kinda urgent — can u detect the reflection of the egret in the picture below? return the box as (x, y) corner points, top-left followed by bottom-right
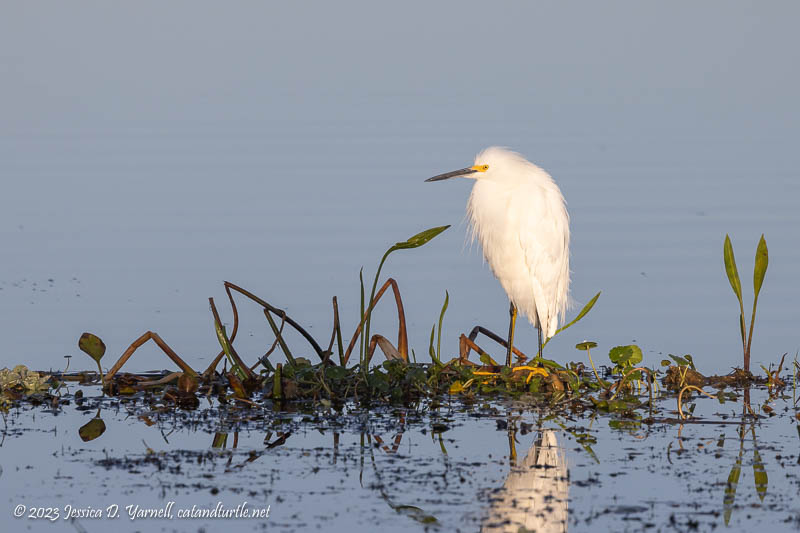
(483, 430), (568, 532)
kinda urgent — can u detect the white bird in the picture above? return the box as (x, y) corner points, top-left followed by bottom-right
(426, 147), (570, 365)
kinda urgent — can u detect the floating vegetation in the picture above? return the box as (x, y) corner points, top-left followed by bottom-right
(0, 229), (784, 428)
(0, 365), (51, 393)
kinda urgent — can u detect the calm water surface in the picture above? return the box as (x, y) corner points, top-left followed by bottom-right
(0, 122), (798, 375)
(2, 386), (798, 532)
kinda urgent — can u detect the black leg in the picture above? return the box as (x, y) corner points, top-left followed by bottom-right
(506, 302), (517, 366)
(537, 325), (543, 359)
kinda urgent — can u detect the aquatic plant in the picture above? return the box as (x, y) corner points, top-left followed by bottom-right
(44, 227), (784, 423)
(723, 234), (768, 373)
(428, 291), (448, 366)
(575, 341), (607, 389)
(78, 332), (106, 384)
(608, 344), (643, 391)
(360, 225), (450, 372)
(541, 292), (601, 353)
(0, 365), (51, 393)
(723, 423), (769, 526)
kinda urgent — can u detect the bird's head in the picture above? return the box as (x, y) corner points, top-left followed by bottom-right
(425, 146), (520, 183)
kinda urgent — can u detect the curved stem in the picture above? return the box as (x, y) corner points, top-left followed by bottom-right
(585, 348), (608, 390)
(677, 385), (717, 420)
(363, 250), (391, 366)
(609, 367), (656, 401)
(343, 278), (408, 366)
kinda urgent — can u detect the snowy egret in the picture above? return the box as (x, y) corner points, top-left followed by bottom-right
(426, 147), (570, 366)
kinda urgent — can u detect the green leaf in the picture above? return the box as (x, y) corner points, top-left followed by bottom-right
(363, 226), (450, 367)
(358, 267), (365, 368)
(669, 354), (689, 367)
(723, 234), (744, 306)
(390, 225), (451, 252)
(753, 234), (768, 300)
(78, 333), (106, 363)
(214, 321), (248, 382)
(435, 291), (449, 363)
(660, 359), (671, 367)
(609, 345), (642, 366)
(479, 353), (500, 366)
(537, 357), (565, 370)
(542, 291), (601, 348)
(575, 341), (597, 351)
(264, 310), (296, 368)
(428, 324), (436, 362)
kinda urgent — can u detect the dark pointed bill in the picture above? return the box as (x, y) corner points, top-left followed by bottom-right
(425, 167), (476, 182)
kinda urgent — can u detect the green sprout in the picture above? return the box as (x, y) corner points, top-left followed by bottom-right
(542, 291), (601, 353)
(360, 225), (450, 373)
(428, 291), (449, 366)
(723, 234), (768, 373)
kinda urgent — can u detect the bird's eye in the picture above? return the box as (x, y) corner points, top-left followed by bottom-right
(482, 165), (489, 171)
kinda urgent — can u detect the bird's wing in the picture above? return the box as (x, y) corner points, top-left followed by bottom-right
(516, 185), (570, 338)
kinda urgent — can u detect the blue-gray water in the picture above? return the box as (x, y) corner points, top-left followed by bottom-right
(2, 3), (800, 532)
(3, 389), (798, 532)
(2, 2), (798, 374)
(1, 124), (798, 374)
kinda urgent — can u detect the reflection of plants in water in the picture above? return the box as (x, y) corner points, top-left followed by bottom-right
(506, 415), (517, 465)
(363, 431), (438, 526)
(1, 410), (7, 447)
(795, 356), (800, 465)
(549, 416), (599, 464)
(793, 355), (800, 408)
(722, 425), (744, 525)
(722, 412), (769, 526)
(751, 427), (768, 502)
(78, 407), (106, 442)
(677, 385), (718, 420)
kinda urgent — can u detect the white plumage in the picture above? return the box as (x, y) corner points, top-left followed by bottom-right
(467, 147), (570, 338)
(426, 146), (570, 361)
